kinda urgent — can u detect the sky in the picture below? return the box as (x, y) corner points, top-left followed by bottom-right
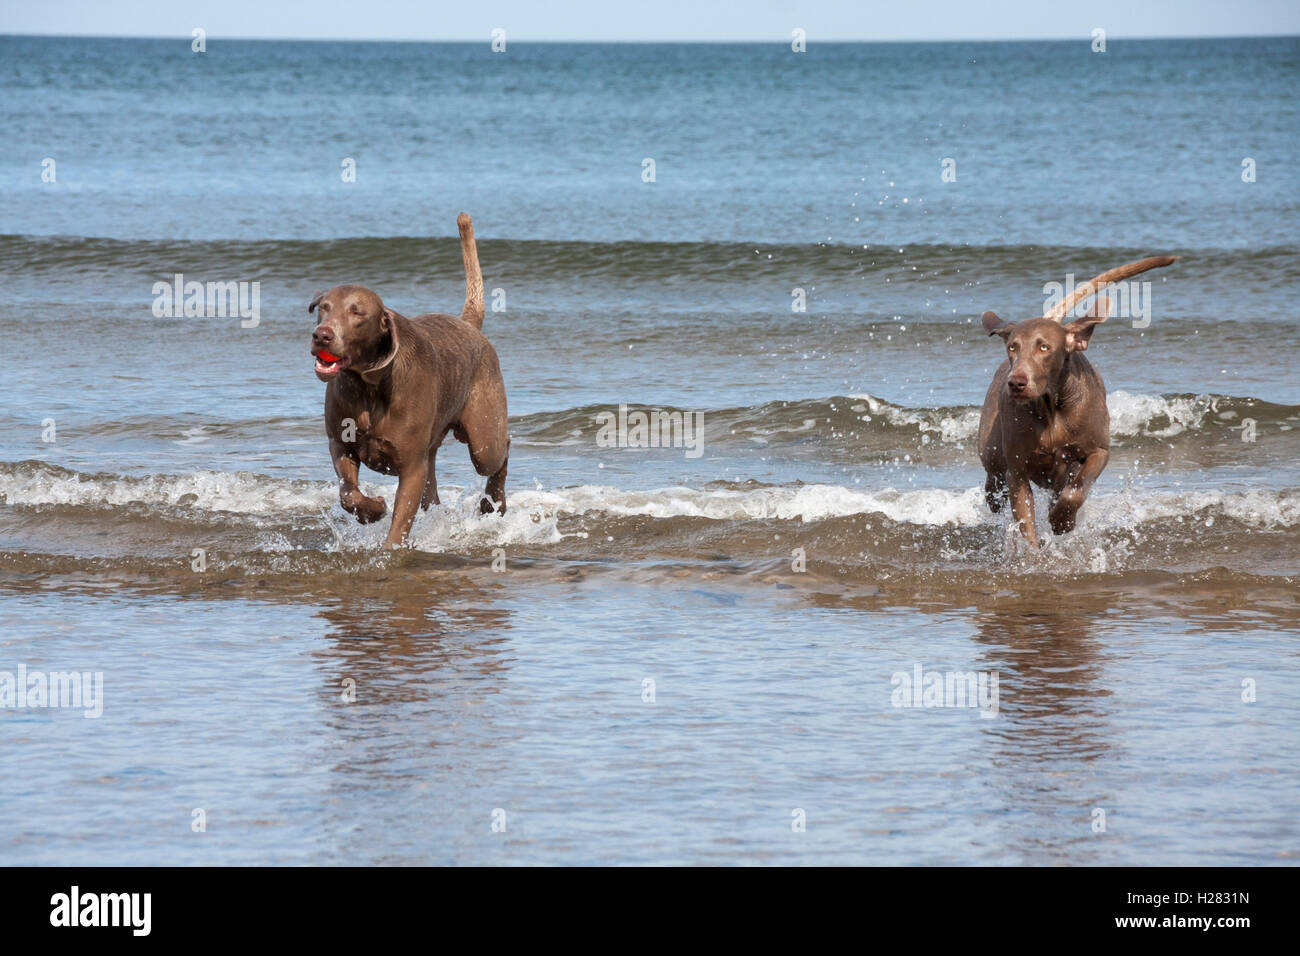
(2, 0), (1298, 42)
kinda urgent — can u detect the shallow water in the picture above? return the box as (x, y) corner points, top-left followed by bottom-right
(1, 36), (1298, 865)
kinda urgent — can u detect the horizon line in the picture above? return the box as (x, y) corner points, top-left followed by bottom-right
(3, 31), (1298, 44)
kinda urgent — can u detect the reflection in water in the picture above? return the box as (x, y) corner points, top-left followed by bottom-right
(5, 548), (1297, 864)
(300, 565), (520, 863)
(310, 565), (515, 706)
(972, 598), (1111, 752)
(971, 597), (1114, 863)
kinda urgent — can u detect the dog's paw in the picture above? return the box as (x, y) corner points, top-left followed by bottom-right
(1048, 512), (1078, 536)
(355, 495), (388, 524)
(1048, 498), (1081, 535)
(342, 489), (388, 524)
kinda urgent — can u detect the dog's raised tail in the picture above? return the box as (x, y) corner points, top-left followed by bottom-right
(1044, 255), (1178, 322)
(457, 212), (485, 329)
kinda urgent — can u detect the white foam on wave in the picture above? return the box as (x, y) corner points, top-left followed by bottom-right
(1106, 390), (1213, 438)
(0, 465), (563, 551)
(849, 393), (980, 443)
(0, 466), (330, 514)
(1087, 485), (1300, 530)
(316, 485), (564, 553)
(2, 464), (988, 528)
(4, 466), (1297, 549)
(526, 482), (991, 526)
(519, 482), (1300, 532)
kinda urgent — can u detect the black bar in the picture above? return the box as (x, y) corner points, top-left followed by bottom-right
(0, 866), (1278, 941)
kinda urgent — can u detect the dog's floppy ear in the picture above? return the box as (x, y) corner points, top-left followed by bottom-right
(982, 310), (1014, 340)
(380, 308), (394, 332)
(308, 290), (324, 314)
(1065, 310), (1107, 351)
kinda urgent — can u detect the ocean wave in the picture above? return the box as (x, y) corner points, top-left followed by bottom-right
(3, 461), (1298, 588)
(0, 393), (1290, 489)
(0, 461), (328, 514)
(516, 392), (1298, 450)
(4, 461), (1298, 532)
(4, 233), (1299, 292)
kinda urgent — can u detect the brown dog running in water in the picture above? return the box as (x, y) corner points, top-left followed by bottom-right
(978, 256), (1177, 549)
(309, 213), (508, 549)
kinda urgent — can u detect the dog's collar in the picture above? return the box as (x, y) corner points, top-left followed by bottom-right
(357, 326), (400, 384)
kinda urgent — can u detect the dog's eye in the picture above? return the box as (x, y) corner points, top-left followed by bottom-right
(1039, 343), (1049, 352)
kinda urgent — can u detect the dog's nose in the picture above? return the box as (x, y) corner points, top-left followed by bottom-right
(1008, 371), (1028, 390)
(312, 325), (334, 347)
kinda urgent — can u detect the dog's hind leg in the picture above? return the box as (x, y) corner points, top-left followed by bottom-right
(455, 370), (509, 516)
(480, 447), (508, 515)
(463, 426), (507, 515)
(457, 417), (508, 516)
(420, 444), (440, 510)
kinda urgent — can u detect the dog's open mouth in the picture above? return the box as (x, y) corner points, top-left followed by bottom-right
(314, 350), (347, 377)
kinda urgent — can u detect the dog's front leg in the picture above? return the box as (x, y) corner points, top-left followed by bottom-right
(984, 471), (1007, 513)
(1008, 474), (1039, 550)
(331, 439), (387, 524)
(383, 461), (429, 549)
(1049, 448), (1108, 535)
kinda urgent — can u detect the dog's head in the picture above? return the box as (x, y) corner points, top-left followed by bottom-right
(982, 304), (1107, 403)
(308, 284), (394, 381)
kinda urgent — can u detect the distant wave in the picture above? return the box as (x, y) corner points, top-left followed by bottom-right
(515, 391), (1298, 451)
(4, 233), (1299, 291)
(1, 393), (1291, 465)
